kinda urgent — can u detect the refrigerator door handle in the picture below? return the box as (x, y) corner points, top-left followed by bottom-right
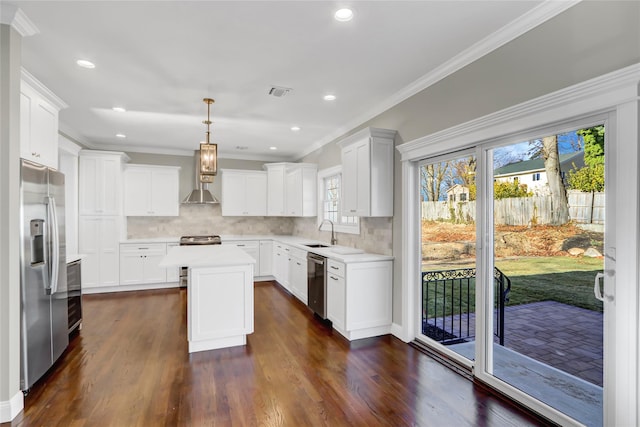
(48, 196), (60, 294)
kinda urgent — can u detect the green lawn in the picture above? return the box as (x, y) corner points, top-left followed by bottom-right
(423, 256), (604, 317)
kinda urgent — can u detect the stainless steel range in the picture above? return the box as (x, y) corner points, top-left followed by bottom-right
(178, 235), (221, 286)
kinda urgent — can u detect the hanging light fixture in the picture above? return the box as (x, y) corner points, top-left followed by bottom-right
(199, 97), (217, 183)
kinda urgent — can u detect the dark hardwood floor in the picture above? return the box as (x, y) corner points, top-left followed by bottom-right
(6, 281), (552, 426)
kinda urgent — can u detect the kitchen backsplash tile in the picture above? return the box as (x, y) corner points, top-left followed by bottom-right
(126, 204), (294, 238)
(292, 217), (393, 256)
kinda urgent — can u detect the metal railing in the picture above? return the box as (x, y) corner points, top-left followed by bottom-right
(421, 267), (511, 345)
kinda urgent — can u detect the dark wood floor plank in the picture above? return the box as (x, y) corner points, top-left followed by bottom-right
(4, 281), (551, 427)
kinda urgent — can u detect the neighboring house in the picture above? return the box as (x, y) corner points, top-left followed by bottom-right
(446, 184), (470, 202)
(493, 151), (585, 195)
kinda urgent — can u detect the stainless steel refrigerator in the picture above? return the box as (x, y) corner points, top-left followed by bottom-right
(20, 159), (68, 391)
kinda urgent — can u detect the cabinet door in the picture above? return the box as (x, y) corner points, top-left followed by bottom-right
(78, 217), (100, 288)
(355, 141), (371, 217)
(285, 169), (302, 216)
(144, 252), (168, 283)
(79, 157), (99, 215)
(100, 157), (121, 215)
(290, 255), (307, 303)
(99, 217), (120, 286)
(120, 252), (145, 285)
(151, 169), (179, 216)
(124, 168), (152, 216)
(259, 241), (273, 276)
(327, 272), (346, 330)
(80, 155), (122, 215)
(221, 173), (246, 216)
(245, 174), (267, 216)
(266, 166), (286, 216)
(20, 83), (59, 169)
(341, 145), (359, 215)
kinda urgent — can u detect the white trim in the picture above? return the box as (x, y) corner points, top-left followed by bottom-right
(390, 322), (405, 341)
(316, 166), (360, 235)
(398, 63), (640, 161)
(399, 63), (640, 425)
(21, 68), (68, 110)
(0, 391), (23, 423)
(296, 1), (580, 160)
(0, 5), (39, 37)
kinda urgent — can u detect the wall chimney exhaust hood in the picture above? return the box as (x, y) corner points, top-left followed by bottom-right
(182, 150), (219, 204)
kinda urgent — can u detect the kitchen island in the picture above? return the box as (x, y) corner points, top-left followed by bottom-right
(159, 245), (255, 353)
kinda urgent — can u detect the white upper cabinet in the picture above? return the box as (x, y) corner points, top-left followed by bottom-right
(20, 71), (68, 169)
(221, 169), (267, 216)
(264, 163), (317, 217)
(123, 165), (180, 216)
(265, 164), (286, 216)
(79, 151), (129, 216)
(339, 127), (396, 217)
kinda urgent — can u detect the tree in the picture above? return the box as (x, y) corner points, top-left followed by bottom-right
(493, 181), (532, 199)
(577, 125), (605, 167)
(528, 136), (569, 225)
(568, 163), (604, 192)
(420, 162), (450, 201)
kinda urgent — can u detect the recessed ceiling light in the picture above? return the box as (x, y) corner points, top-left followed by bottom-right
(270, 146), (278, 150)
(323, 94), (336, 101)
(290, 126), (301, 132)
(334, 8), (354, 22)
(112, 107), (126, 113)
(76, 59), (95, 69)
(115, 133), (126, 139)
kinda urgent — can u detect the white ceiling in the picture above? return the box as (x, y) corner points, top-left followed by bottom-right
(10, 1), (561, 161)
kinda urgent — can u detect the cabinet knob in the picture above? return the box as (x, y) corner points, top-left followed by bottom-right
(330, 276), (338, 281)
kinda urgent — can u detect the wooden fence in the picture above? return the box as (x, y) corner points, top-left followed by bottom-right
(421, 191), (604, 225)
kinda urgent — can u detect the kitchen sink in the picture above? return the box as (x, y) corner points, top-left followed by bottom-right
(303, 243), (330, 248)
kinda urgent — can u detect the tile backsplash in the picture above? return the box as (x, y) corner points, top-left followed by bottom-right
(126, 204), (294, 238)
(292, 217), (393, 256)
(127, 205), (392, 257)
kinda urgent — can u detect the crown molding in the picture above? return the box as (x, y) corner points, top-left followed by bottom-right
(397, 62), (640, 161)
(0, 4), (39, 36)
(21, 68), (68, 110)
(297, 0), (581, 160)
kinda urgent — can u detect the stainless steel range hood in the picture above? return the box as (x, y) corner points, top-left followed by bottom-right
(182, 150), (219, 204)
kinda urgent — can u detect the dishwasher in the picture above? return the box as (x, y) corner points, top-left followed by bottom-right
(307, 253), (327, 318)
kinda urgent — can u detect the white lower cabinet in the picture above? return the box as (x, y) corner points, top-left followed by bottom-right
(326, 259), (393, 341)
(289, 248), (308, 304)
(79, 216), (120, 289)
(223, 241), (260, 278)
(119, 243), (167, 285)
(272, 242), (290, 291)
(259, 240), (273, 276)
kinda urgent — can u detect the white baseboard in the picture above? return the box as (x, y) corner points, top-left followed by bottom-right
(0, 390), (23, 423)
(82, 281), (180, 294)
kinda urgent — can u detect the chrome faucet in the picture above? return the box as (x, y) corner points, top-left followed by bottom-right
(319, 219), (337, 246)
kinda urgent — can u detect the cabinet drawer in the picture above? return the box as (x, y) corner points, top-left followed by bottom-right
(224, 240), (259, 250)
(327, 260), (345, 278)
(289, 246), (307, 260)
(120, 243), (166, 254)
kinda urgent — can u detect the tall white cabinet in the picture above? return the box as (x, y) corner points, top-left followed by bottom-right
(339, 127), (396, 217)
(78, 151), (129, 290)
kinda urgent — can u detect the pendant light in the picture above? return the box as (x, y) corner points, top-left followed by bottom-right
(200, 97), (217, 182)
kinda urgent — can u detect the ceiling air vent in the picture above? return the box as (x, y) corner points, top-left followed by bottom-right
(268, 86), (292, 98)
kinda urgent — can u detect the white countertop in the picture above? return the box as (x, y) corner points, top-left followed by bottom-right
(122, 237), (180, 244)
(159, 245), (256, 268)
(126, 234), (393, 264)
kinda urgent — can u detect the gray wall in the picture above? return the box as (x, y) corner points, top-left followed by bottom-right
(300, 1), (640, 325)
(0, 23), (22, 410)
